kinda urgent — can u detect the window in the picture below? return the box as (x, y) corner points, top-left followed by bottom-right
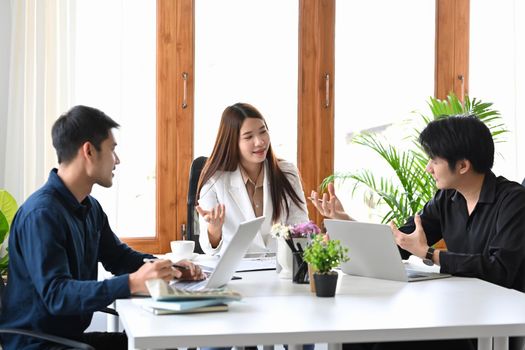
(194, 0), (298, 164)
(470, 0), (525, 182)
(73, 0), (156, 237)
(333, 0), (435, 222)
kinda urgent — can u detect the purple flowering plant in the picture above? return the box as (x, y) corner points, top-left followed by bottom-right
(271, 221), (321, 253)
(290, 221), (321, 238)
(271, 221), (321, 239)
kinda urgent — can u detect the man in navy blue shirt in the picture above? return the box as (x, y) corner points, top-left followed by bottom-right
(0, 106), (204, 350)
(311, 115), (525, 350)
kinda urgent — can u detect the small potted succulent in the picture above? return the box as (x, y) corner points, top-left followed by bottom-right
(303, 234), (349, 297)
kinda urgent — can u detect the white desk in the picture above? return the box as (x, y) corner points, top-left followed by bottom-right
(116, 271), (525, 350)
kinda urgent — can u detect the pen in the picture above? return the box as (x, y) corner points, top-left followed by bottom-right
(142, 258), (190, 270)
(284, 237), (298, 253)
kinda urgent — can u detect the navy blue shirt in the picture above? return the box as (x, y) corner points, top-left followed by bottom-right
(400, 172), (525, 292)
(0, 169), (153, 349)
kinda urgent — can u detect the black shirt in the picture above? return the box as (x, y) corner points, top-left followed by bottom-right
(400, 171), (525, 292)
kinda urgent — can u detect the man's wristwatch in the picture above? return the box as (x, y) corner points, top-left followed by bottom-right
(423, 246), (435, 266)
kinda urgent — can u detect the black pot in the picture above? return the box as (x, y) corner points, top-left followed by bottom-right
(313, 272), (338, 297)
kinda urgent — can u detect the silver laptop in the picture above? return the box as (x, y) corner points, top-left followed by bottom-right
(172, 216), (265, 291)
(324, 219), (451, 282)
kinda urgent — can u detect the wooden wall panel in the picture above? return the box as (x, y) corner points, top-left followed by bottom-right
(298, 0), (335, 227)
(435, 0), (470, 101)
(123, 0), (194, 253)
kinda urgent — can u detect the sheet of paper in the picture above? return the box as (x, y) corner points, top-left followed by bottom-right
(193, 254), (276, 272)
(235, 256), (276, 272)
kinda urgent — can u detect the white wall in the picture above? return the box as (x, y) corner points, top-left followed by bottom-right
(0, 0), (11, 188)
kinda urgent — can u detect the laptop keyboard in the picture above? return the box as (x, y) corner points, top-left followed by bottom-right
(172, 279), (209, 291)
(170, 270), (212, 291)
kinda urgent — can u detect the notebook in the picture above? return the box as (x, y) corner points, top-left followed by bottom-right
(133, 296), (230, 314)
(324, 219), (451, 282)
(141, 303), (228, 315)
(139, 297), (225, 311)
(171, 216), (265, 291)
(145, 278), (243, 301)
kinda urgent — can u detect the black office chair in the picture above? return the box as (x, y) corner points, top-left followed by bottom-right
(522, 177), (525, 187)
(0, 276), (95, 350)
(186, 156), (208, 254)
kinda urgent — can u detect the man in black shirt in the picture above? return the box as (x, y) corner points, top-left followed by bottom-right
(311, 115), (525, 350)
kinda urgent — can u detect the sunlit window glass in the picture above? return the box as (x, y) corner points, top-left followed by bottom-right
(73, 0), (156, 237)
(334, 0), (434, 222)
(195, 0), (298, 165)
(470, 0), (524, 181)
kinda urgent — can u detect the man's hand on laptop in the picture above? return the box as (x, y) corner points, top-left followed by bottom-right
(129, 259), (180, 294)
(174, 260), (206, 281)
(390, 214), (429, 259)
(310, 183), (354, 221)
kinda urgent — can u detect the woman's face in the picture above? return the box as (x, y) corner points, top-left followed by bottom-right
(238, 117), (270, 166)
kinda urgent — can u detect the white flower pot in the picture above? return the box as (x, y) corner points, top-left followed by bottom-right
(276, 237), (293, 279)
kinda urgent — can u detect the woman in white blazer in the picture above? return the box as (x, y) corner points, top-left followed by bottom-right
(196, 103), (309, 256)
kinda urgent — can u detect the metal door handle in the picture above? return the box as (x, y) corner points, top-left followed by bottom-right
(182, 72), (188, 109)
(324, 73), (330, 108)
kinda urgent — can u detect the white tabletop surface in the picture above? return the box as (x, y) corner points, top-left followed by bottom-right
(116, 270), (525, 349)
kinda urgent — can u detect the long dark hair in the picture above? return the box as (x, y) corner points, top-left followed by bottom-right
(197, 103), (304, 223)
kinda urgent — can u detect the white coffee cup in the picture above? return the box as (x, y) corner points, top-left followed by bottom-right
(170, 240), (195, 260)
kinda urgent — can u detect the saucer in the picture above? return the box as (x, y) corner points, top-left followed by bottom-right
(165, 252), (199, 262)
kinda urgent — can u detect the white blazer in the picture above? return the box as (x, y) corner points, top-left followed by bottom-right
(198, 160), (309, 256)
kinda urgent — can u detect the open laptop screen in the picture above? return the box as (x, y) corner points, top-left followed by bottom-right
(325, 219), (450, 282)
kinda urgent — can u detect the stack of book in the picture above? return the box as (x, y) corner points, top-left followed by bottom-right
(135, 278), (243, 315)
(135, 298), (232, 315)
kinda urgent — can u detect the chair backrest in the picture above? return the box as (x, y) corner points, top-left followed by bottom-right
(186, 156), (208, 254)
(522, 178), (525, 187)
(0, 275), (5, 313)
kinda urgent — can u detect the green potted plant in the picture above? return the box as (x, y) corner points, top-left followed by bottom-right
(0, 189), (18, 279)
(303, 234), (349, 297)
(322, 93), (507, 226)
